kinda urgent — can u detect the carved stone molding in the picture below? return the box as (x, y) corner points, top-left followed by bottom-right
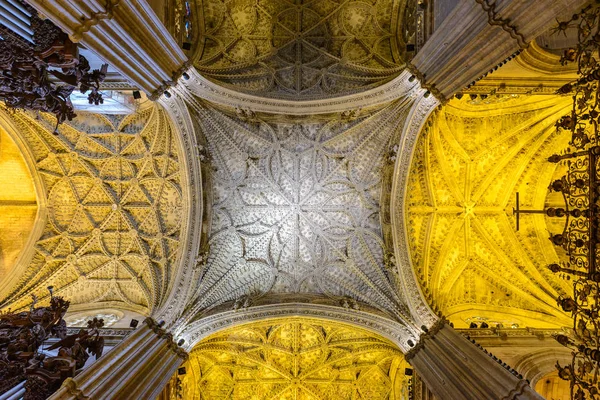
(177, 302), (419, 353)
(70, 0), (120, 42)
(151, 92), (205, 327)
(390, 92), (439, 329)
(179, 68), (424, 115)
(145, 317), (188, 360)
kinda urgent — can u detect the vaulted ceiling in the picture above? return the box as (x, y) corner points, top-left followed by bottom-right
(0, 128), (38, 287)
(181, 318), (410, 399)
(0, 104), (188, 317)
(405, 94), (573, 329)
(193, 0), (417, 99)
(182, 97), (416, 324)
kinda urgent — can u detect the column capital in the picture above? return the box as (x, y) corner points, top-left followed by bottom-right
(404, 318), (447, 361)
(145, 318), (189, 360)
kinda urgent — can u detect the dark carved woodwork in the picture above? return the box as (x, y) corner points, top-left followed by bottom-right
(0, 1), (107, 131)
(0, 288), (104, 399)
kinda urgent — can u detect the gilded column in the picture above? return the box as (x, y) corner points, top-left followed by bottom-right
(406, 321), (542, 400)
(411, 0), (589, 99)
(26, 0), (188, 97)
(48, 318), (188, 400)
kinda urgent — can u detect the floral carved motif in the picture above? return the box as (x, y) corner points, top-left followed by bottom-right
(183, 98), (416, 324)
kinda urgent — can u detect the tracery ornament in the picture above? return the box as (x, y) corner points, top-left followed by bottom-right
(0, 0), (107, 128)
(405, 95), (574, 329)
(193, 0), (416, 100)
(0, 288), (104, 400)
(180, 318), (411, 399)
(0, 104), (185, 316)
(181, 98), (415, 325)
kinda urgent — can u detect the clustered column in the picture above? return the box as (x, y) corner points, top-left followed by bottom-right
(49, 318), (187, 400)
(26, 0), (189, 98)
(410, 0), (589, 99)
(407, 320), (543, 400)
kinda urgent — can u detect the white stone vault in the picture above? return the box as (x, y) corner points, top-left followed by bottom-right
(157, 70), (439, 348)
(180, 96), (417, 324)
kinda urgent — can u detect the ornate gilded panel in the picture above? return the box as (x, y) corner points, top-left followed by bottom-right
(405, 95), (575, 329)
(194, 0), (413, 100)
(182, 318), (411, 399)
(0, 105), (184, 315)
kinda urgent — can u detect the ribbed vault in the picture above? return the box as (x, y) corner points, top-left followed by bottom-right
(405, 95), (573, 328)
(181, 318), (410, 399)
(193, 0), (419, 100)
(181, 97), (418, 325)
(0, 104), (189, 316)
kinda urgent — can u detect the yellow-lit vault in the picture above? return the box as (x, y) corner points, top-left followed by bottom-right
(181, 318), (411, 400)
(405, 94), (575, 329)
(0, 122), (38, 289)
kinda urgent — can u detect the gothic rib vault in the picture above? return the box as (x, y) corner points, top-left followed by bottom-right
(0, 104), (190, 318)
(181, 318), (411, 399)
(193, 0), (416, 100)
(405, 94), (574, 329)
(181, 97), (417, 326)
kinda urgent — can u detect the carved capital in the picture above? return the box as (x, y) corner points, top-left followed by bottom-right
(59, 378), (88, 400)
(404, 318), (447, 361)
(144, 318), (189, 360)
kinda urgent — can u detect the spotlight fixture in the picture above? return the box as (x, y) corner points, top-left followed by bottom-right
(129, 319), (139, 329)
(178, 367), (187, 375)
(178, 339), (185, 346)
(163, 91), (172, 98)
(182, 42), (191, 50)
(405, 368), (413, 376)
(132, 90), (141, 99)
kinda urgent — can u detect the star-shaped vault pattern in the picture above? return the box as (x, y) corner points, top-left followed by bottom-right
(0, 105), (183, 315)
(405, 95), (575, 328)
(182, 319), (410, 399)
(187, 99), (412, 321)
(195, 0), (412, 99)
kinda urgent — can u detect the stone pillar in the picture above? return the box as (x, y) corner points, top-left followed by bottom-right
(411, 0), (589, 99)
(406, 321), (542, 400)
(48, 318), (187, 400)
(26, 0), (188, 98)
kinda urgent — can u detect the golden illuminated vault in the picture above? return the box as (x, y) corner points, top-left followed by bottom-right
(405, 94), (575, 329)
(0, 104), (186, 316)
(181, 318), (410, 399)
(0, 127), (38, 288)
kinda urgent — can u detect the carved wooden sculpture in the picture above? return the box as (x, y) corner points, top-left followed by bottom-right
(0, 0), (107, 131)
(0, 288), (104, 400)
